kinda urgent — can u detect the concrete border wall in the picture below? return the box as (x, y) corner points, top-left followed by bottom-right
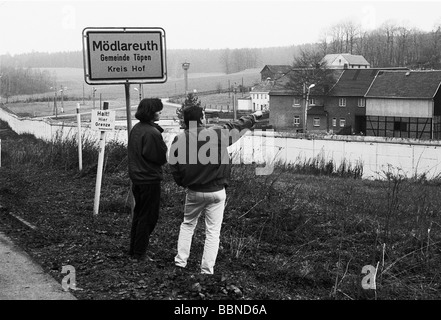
(2, 107), (441, 180)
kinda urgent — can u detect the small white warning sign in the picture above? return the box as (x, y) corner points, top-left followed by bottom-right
(91, 110), (116, 131)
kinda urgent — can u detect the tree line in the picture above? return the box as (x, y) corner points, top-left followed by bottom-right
(1, 18), (441, 97)
(317, 19), (441, 69)
(0, 66), (54, 103)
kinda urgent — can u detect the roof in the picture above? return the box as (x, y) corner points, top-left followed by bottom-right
(365, 70), (441, 99)
(251, 81), (274, 92)
(269, 68), (344, 96)
(321, 54), (370, 66)
(328, 69), (380, 96)
(261, 65), (292, 76)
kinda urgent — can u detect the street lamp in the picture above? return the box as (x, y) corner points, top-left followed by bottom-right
(182, 62), (190, 96)
(233, 82), (238, 121)
(51, 86), (58, 118)
(304, 83), (315, 132)
(59, 85), (67, 113)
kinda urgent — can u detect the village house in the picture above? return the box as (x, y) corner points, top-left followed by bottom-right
(321, 53), (370, 69)
(261, 58), (441, 140)
(268, 68), (343, 131)
(249, 80), (273, 112)
(259, 65), (292, 81)
(325, 68), (386, 134)
(365, 70), (441, 140)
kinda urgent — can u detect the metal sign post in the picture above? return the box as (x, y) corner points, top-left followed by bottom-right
(76, 103), (83, 171)
(82, 27), (167, 216)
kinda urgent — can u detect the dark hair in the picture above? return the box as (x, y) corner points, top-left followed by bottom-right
(183, 105), (204, 129)
(135, 98), (163, 122)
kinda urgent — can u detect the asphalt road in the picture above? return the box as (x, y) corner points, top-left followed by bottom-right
(0, 231), (76, 300)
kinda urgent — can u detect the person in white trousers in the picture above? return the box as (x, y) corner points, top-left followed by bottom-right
(169, 105), (263, 274)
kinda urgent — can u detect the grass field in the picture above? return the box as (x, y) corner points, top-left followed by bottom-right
(3, 67), (261, 120)
(1, 119), (441, 301)
(10, 67), (261, 102)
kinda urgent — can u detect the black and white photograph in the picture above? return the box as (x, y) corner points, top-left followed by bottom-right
(0, 0), (440, 311)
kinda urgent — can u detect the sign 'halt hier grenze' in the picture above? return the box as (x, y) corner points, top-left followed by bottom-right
(91, 109), (116, 131)
(82, 27), (167, 84)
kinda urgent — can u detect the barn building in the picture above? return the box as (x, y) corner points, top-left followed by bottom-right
(365, 70), (441, 140)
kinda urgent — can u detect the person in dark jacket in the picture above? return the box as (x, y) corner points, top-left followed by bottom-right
(128, 98), (168, 262)
(169, 106), (262, 274)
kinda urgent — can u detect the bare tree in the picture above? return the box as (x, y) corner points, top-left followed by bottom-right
(396, 25), (411, 66)
(293, 45), (325, 68)
(342, 20), (360, 54)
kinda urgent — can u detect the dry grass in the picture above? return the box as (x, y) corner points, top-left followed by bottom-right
(1, 119), (441, 300)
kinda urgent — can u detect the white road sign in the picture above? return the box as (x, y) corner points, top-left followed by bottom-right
(82, 27), (167, 84)
(91, 109), (116, 131)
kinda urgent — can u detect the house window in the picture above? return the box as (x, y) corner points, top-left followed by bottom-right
(294, 116), (300, 125)
(292, 97), (300, 107)
(313, 118), (320, 127)
(394, 121), (408, 132)
(309, 98), (316, 105)
(339, 98), (346, 107)
(332, 118), (337, 127)
(340, 118), (346, 127)
(358, 98), (366, 107)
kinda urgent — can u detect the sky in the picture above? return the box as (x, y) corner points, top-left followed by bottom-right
(0, 0), (440, 55)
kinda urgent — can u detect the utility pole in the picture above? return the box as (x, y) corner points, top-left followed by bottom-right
(60, 85), (64, 113)
(92, 87), (97, 109)
(233, 82), (237, 121)
(54, 89), (58, 118)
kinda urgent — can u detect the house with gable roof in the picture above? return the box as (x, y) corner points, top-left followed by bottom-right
(250, 79), (274, 111)
(321, 54), (370, 69)
(326, 68), (391, 134)
(364, 70), (441, 140)
(260, 65), (292, 81)
(268, 68), (343, 131)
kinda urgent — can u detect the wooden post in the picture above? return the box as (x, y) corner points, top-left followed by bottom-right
(93, 102), (109, 216)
